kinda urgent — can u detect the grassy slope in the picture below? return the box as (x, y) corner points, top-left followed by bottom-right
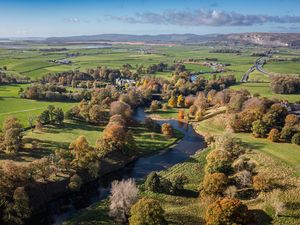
(196, 114), (300, 169)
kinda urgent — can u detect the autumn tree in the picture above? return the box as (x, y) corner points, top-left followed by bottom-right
(89, 105), (105, 124)
(161, 123), (174, 137)
(149, 100), (160, 112)
(177, 94), (185, 107)
(129, 198), (167, 225)
(177, 109), (185, 121)
(202, 173), (228, 196)
(2, 116), (23, 154)
(168, 96), (176, 108)
(205, 197), (250, 225)
(284, 114), (299, 127)
(110, 101), (133, 121)
(267, 128), (281, 142)
(252, 173), (272, 192)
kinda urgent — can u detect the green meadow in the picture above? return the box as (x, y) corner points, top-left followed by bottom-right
(0, 84), (76, 128)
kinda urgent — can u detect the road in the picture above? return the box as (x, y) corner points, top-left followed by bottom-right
(240, 51), (274, 82)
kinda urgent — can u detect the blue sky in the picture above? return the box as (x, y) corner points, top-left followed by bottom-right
(0, 0), (300, 37)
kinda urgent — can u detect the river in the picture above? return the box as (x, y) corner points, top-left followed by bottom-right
(28, 108), (205, 225)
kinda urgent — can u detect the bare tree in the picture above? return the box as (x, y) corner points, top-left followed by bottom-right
(109, 178), (138, 223)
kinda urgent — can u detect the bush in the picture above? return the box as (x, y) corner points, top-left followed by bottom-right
(292, 133), (300, 145)
(202, 173), (228, 196)
(129, 197), (167, 225)
(205, 197), (250, 225)
(267, 128), (280, 142)
(253, 174), (272, 192)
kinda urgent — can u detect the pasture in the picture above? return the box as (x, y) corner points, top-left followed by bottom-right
(0, 84), (76, 128)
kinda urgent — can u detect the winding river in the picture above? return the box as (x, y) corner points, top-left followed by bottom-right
(28, 108), (205, 225)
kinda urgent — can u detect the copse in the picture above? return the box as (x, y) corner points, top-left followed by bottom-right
(270, 75), (300, 94)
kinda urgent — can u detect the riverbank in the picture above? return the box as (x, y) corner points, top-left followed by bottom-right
(57, 118), (205, 225)
(64, 148), (210, 225)
(25, 119), (183, 225)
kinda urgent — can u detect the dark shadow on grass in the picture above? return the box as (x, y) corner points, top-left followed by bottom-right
(250, 209), (272, 225)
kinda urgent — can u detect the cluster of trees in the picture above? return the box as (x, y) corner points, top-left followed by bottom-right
(0, 71), (30, 85)
(38, 105), (64, 126)
(20, 83), (88, 101)
(210, 49), (241, 53)
(201, 134), (271, 224)
(270, 75), (300, 94)
(0, 116), (23, 155)
(229, 94), (300, 145)
(67, 86), (146, 125)
(145, 171), (188, 195)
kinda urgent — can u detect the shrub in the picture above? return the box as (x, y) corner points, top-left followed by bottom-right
(202, 173), (228, 196)
(205, 197), (250, 225)
(109, 179), (138, 223)
(292, 133), (300, 145)
(253, 174), (272, 192)
(129, 197), (167, 225)
(267, 128), (281, 142)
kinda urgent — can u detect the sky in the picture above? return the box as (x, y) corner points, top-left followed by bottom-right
(0, 0), (300, 37)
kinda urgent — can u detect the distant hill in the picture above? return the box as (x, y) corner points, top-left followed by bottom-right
(225, 33), (300, 47)
(24, 33), (300, 47)
(45, 33), (223, 44)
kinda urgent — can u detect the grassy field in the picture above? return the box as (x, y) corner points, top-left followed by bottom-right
(230, 82), (300, 103)
(0, 84), (76, 127)
(17, 120), (180, 162)
(264, 61), (300, 75)
(196, 114), (300, 170)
